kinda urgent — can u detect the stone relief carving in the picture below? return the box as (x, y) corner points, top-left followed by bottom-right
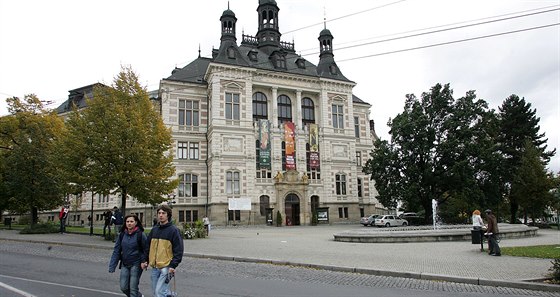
(223, 137), (243, 153)
(332, 144), (348, 158)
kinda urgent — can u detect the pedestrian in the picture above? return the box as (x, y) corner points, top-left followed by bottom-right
(203, 216), (210, 236)
(484, 209), (501, 256)
(87, 215), (92, 227)
(104, 209), (113, 237)
(472, 209), (484, 251)
(109, 214), (147, 297)
(112, 206), (124, 239)
(59, 206), (69, 234)
(141, 205), (183, 297)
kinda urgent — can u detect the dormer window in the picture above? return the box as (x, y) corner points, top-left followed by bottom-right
(271, 53), (286, 69)
(227, 47), (236, 59)
(248, 50), (258, 62)
(329, 65), (338, 75)
(296, 58), (306, 69)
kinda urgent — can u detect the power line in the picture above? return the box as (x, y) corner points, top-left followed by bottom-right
(338, 23), (560, 62)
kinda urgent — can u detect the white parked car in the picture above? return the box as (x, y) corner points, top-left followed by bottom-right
(374, 215), (408, 227)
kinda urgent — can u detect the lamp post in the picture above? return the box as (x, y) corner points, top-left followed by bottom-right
(90, 191), (94, 236)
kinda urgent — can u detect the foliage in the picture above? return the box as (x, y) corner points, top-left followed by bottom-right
(183, 220), (205, 239)
(56, 66), (178, 215)
(364, 84), (501, 222)
(0, 94), (66, 224)
(500, 244), (560, 259)
(20, 222), (59, 234)
(276, 210), (282, 227)
(496, 95), (556, 223)
(510, 140), (556, 222)
(549, 258), (560, 283)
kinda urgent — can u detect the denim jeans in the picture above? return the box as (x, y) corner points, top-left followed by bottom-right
(151, 266), (172, 297)
(120, 263), (143, 297)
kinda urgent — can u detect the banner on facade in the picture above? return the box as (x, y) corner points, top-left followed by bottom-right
(259, 119), (271, 169)
(284, 122), (296, 170)
(309, 123), (320, 169)
(228, 198), (252, 210)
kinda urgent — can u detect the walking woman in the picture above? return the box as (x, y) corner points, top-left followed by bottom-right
(109, 214), (147, 297)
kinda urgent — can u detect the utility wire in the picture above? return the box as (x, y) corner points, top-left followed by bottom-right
(339, 23), (560, 62)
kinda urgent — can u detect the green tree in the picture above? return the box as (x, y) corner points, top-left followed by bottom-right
(511, 140), (555, 223)
(0, 95), (66, 224)
(364, 84), (501, 222)
(57, 66), (177, 215)
(497, 95), (555, 223)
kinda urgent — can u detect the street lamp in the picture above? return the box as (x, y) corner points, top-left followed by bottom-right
(90, 191), (94, 236)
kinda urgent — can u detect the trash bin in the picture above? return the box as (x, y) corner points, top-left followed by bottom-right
(471, 229), (481, 244)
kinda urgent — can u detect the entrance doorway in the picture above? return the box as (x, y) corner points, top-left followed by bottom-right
(284, 194), (300, 226)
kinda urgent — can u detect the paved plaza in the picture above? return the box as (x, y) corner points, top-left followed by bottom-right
(0, 224), (558, 292)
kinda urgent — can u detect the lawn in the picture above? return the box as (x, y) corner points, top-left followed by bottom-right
(501, 245), (560, 259)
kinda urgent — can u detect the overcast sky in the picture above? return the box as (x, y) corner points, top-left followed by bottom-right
(1, 0), (558, 172)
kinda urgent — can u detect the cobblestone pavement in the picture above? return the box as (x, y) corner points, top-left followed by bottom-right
(0, 240), (559, 297)
(1, 224), (559, 294)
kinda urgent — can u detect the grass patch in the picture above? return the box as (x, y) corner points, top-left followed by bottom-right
(501, 245), (560, 259)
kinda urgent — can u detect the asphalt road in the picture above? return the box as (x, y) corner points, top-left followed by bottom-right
(0, 241), (558, 297)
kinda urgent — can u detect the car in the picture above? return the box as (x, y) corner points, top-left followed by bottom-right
(398, 212), (418, 219)
(374, 215), (408, 227)
(360, 214), (379, 226)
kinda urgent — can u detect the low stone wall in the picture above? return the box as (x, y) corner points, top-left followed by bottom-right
(333, 224), (539, 243)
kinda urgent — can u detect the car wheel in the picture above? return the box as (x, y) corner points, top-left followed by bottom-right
(402, 222), (408, 226)
(385, 222), (390, 227)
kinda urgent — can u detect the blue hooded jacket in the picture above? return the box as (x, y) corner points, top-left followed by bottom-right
(108, 227), (147, 272)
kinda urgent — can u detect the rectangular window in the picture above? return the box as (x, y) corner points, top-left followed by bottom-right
(178, 211), (185, 222)
(228, 210), (241, 221)
(178, 142), (188, 159)
(338, 207), (348, 218)
(354, 116), (360, 138)
(226, 171), (240, 195)
(356, 151), (362, 167)
(178, 100), (200, 127)
(226, 93), (240, 120)
(332, 104), (344, 129)
(336, 174), (346, 195)
(189, 142), (199, 160)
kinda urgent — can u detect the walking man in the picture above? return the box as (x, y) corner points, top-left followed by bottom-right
(112, 206), (124, 238)
(103, 209), (113, 237)
(141, 205), (183, 297)
(485, 209), (501, 256)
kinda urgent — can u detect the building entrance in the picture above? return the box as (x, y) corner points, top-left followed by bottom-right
(284, 194), (300, 226)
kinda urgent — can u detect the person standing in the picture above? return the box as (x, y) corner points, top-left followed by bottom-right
(472, 209), (484, 251)
(109, 214), (147, 297)
(59, 206), (69, 234)
(484, 209), (501, 256)
(141, 205), (183, 297)
(112, 206), (124, 238)
(103, 209), (113, 237)
(203, 216), (210, 237)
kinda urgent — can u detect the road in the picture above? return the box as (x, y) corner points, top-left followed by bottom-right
(0, 241), (557, 297)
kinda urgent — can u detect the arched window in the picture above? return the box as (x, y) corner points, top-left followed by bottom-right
(252, 92), (268, 122)
(277, 95), (292, 124)
(178, 173), (198, 198)
(301, 97), (315, 127)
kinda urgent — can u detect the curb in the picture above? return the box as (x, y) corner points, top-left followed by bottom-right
(1, 236), (558, 293)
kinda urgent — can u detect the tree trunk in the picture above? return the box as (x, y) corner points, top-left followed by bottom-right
(121, 189), (127, 215)
(31, 206), (38, 225)
(510, 201), (518, 224)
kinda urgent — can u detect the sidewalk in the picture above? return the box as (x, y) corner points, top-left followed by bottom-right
(1, 225), (559, 292)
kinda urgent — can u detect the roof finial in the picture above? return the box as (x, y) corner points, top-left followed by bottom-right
(228, 1), (230, 10)
(323, 5), (327, 29)
(198, 44), (201, 58)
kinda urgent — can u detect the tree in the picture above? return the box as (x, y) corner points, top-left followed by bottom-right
(497, 95), (556, 223)
(364, 83), (501, 222)
(0, 95), (66, 224)
(57, 66), (177, 215)
(510, 140), (555, 223)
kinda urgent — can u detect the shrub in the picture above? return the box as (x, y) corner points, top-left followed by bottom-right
(549, 258), (560, 283)
(20, 222), (58, 234)
(276, 210), (282, 227)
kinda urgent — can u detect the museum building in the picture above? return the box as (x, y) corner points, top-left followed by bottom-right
(48, 0), (384, 227)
